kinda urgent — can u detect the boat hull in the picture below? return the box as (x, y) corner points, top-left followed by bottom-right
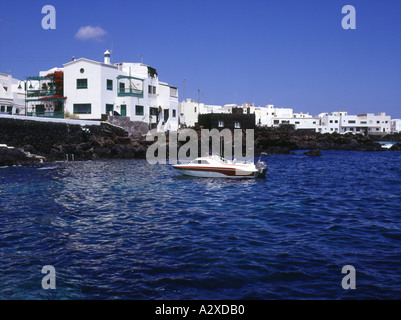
(173, 166), (257, 179)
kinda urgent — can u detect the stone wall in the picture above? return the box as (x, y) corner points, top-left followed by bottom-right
(108, 116), (149, 138)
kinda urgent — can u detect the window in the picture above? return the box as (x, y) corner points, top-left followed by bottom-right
(148, 85), (156, 95)
(36, 104), (45, 114)
(77, 79), (88, 89)
(150, 107), (158, 117)
(106, 104), (114, 114)
(348, 120), (356, 124)
(170, 87), (178, 97)
(218, 120), (224, 127)
(335, 120), (338, 123)
(135, 105), (144, 116)
(295, 121), (300, 124)
(0, 106), (4, 112)
(234, 121), (241, 128)
(330, 120), (333, 123)
(274, 120), (279, 125)
(119, 82), (125, 91)
(107, 79), (113, 91)
(172, 109), (176, 117)
(73, 104), (91, 114)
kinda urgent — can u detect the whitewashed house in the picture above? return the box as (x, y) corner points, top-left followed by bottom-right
(179, 99), (223, 127)
(317, 111), (392, 135)
(62, 50), (179, 131)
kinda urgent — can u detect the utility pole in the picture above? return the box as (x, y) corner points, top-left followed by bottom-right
(183, 78), (186, 102)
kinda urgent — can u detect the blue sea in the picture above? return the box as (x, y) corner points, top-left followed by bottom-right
(1, 150), (401, 300)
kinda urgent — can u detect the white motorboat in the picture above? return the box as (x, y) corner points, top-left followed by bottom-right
(172, 155), (267, 179)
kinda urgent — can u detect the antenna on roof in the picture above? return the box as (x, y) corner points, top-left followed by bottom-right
(138, 54), (143, 64)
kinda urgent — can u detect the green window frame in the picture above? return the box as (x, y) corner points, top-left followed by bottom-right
(135, 105), (144, 116)
(107, 79), (113, 91)
(73, 104), (91, 114)
(77, 79), (88, 89)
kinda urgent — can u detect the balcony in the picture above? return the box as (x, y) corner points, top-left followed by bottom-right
(118, 87), (143, 98)
(27, 89), (55, 98)
(117, 75), (144, 98)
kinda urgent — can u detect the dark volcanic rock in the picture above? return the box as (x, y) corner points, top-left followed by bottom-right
(390, 143), (401, 151)
(303, 149), (322, 157)
(0, 147), (42, 166)
(0, 118), (149, 165)
(0, 117), (393, 166)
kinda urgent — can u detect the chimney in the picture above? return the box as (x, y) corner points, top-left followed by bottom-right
(104, 50), (111, 64)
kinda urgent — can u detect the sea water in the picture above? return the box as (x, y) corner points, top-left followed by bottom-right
(1, 150), (401, 299)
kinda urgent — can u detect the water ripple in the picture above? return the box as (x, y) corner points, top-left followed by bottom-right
(1, 151), (401, 299)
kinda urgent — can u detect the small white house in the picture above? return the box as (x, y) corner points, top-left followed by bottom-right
(0, 73), (25, 115)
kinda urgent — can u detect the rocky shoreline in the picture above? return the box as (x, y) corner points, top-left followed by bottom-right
(1, 118), (400, 166)
(0, 118), (149, 166)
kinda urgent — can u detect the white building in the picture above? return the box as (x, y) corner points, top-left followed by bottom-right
(63, 51), (179, 131)
(317, 111), (392, 135)
(179, 99), (395, 135)
(24, 51), (178, 132)
(179, 99), (223, 127)
(0, 73), (25, 115)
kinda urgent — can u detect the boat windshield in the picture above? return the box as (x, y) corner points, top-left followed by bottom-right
(190, 159), (210, 165)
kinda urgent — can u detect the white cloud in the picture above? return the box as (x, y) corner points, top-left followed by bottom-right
(75, 25), (107, 42)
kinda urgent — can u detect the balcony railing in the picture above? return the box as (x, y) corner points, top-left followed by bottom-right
(26, 111), (64, 119)
(27, 89), (56, 98)
(118, 88), (143, 98)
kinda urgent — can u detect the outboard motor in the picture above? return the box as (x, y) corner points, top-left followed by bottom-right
(255, 158), (267, 178)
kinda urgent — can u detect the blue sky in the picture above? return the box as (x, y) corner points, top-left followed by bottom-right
(1, 0), (401, 117)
